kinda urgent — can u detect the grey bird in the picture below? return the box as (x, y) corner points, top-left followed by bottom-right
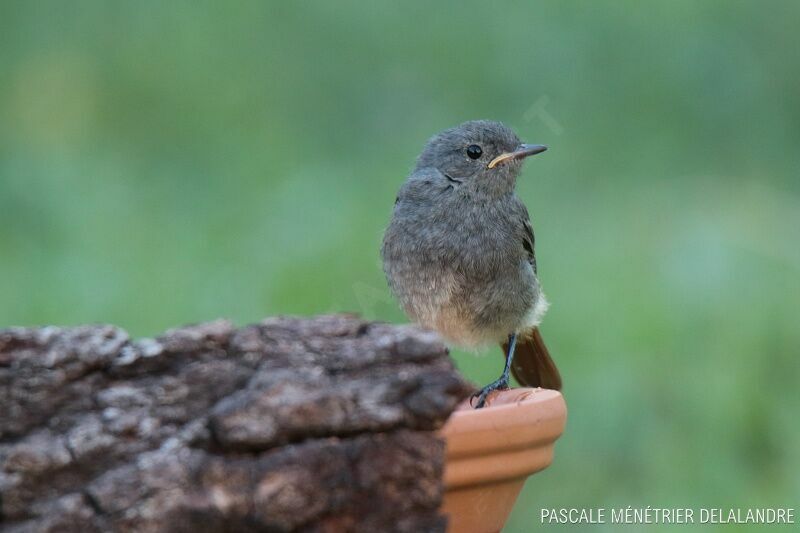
(381, 120), (561, 408)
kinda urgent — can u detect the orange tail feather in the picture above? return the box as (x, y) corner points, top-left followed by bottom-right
(501, 327), (562, 390)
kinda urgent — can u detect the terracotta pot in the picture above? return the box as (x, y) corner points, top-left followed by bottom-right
(439, 388), (567, 533)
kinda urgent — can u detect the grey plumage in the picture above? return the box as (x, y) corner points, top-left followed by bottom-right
(382, 120), (561, 407)
(382, 120), (548, 350)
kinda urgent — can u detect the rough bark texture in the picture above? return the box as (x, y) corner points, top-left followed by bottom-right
(0, 315), (472, 532)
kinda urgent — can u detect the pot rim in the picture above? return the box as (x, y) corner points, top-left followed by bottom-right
(439, 388), (567, 489)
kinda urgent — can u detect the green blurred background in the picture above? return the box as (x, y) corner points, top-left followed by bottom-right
(1, 1), (798, 530)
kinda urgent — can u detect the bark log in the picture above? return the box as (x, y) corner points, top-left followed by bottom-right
(0, 315), (472, 532)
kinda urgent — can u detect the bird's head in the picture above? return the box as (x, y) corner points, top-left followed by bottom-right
(414, 120), (546, 196)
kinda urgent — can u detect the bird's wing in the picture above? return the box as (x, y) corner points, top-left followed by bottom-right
(521, 210), (537, 274)
(506, 204), (562, 389)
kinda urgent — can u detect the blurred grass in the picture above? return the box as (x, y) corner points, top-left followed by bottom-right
(1, 1), (799, 530)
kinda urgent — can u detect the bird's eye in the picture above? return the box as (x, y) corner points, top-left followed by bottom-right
(466, 145), (483, 159)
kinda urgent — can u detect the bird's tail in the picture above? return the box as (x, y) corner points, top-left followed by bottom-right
(501, 327), (562, 390)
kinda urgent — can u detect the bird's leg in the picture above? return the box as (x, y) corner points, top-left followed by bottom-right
(472, 333), (517, 409)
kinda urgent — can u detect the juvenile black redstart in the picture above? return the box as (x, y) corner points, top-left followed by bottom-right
(381, 120), (561, 408)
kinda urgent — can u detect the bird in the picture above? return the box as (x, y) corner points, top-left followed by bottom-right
(381, 120), (561, 408)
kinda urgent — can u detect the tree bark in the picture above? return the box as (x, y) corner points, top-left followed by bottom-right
(0, 315), (472, 532)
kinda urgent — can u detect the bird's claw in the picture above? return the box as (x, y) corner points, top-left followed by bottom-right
(470, 377), (510, 409)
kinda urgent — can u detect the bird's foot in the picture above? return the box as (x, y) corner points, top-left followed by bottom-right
(470, 377), (510, 409)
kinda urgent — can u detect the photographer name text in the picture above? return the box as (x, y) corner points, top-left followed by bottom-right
(541, 507), (795, 525)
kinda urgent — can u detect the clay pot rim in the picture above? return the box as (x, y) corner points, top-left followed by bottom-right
(439, 388), (567, 488)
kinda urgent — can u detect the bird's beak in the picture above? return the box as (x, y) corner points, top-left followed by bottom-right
(487, 144), (547, 169)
